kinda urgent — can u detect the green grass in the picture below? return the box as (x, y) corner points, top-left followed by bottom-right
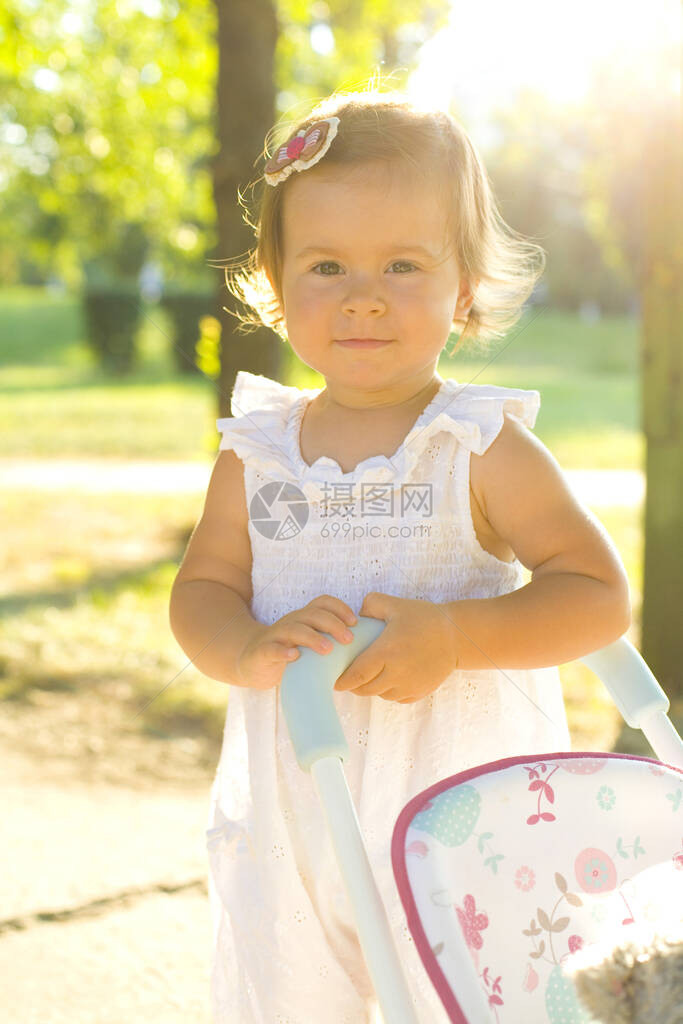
(0, 488), (228, 747)
(0, 287), (647, 757)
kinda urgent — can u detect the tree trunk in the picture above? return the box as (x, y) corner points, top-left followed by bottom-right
(211, 0), (280, 421)
(640, 95), (683, 700)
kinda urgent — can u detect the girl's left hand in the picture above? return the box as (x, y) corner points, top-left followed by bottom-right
(333, 592), (458, 704)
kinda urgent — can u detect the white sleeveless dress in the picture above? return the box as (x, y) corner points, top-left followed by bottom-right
(205, 370), (571, 1024)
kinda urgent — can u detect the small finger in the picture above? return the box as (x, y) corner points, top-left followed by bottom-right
(294, 625), (336, 655)
(275, 642), (299, 661)
(309, 611), (355, 645)
(321, 596), (358, 626)
(330, 597), (358, 625)
(335, 673), (364, 691)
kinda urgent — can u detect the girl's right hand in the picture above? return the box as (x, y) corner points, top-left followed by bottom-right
(235, 594), (358, 691)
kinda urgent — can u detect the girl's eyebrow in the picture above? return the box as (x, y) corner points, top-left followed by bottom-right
(295, 244), (438, 259)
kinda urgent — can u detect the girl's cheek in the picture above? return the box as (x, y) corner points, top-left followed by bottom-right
(294, 283), (337, 314)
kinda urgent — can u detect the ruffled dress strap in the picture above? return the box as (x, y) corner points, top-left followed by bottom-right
(432, 379), (541, 455)
(226, 370), (310, 418)
(215, 370), (317, 481)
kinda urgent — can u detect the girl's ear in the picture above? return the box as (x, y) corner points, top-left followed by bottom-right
(454, 279), (477, 320)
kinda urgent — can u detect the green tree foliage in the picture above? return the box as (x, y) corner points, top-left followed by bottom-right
(0, 0), (217, 288)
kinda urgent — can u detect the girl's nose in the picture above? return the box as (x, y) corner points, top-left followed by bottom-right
(342, 279), (386, 316)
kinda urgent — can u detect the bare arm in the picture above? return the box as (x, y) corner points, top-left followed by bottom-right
(168, 449), (264, 685)
(443, 414), (632, 670)
(170, 579), (264, 685)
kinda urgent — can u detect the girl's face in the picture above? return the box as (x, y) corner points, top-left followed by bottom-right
(277, 161), (473, 399)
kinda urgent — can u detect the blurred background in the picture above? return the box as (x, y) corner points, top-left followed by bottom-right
(0, 1), (681, 1020)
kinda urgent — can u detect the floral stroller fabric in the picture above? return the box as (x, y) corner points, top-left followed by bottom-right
(392, 751), (683, 1023)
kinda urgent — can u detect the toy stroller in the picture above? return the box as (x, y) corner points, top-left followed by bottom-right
(280, 618), (683, 1023)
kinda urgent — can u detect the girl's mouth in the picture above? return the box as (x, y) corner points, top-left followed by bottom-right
(335, 339), (392, 348)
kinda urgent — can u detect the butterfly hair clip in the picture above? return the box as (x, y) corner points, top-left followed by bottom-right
(264, 116), (340, 186)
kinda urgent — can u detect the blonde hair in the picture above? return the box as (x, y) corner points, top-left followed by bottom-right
(214, 86), (545, 354)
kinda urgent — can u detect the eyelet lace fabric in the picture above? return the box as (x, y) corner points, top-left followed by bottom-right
(206, 371), (572, 1022)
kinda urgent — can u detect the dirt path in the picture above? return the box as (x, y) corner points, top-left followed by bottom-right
(1, 679), (219, 1022)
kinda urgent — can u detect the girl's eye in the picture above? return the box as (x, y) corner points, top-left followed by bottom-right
(313, 262), (342, 275)
(312, 260), (417, 275)
(389, 261), (417, 273)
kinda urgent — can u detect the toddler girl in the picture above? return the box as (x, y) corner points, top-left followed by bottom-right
(169, 87), (631, 1024)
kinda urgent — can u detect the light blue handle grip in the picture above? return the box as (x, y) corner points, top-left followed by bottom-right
(282, 626), (670, 769)
(580, 636), (670, 729)
(280, 615), (385, 772)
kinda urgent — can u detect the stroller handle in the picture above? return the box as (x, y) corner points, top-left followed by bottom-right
(281, 622), (681, 772)
(280, 615), (426, 1022)
(280, 615), (385, 772)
